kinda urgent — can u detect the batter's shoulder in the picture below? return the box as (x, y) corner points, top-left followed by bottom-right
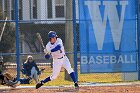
(57, 38), (62, 42)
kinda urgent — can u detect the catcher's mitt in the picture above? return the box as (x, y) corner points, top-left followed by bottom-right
(3, 72), (14, 80)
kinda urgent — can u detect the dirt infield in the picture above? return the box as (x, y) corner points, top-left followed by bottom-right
(0, 84), (140, 93)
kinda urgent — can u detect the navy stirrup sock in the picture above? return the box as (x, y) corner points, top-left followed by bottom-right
(42, 77), (51, 83)
(70, 72), (77, 83)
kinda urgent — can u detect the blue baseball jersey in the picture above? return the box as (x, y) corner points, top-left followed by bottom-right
(45, 38), (65, 59)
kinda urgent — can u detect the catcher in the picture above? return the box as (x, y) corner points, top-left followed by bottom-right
(0, 69), (45, 88)
(0, 56), (5, 74)
(0, 72), (20, 88)
(0, 72), (36, 88)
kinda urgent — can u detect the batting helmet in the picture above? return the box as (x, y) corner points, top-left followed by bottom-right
(48, 31), (58, 38)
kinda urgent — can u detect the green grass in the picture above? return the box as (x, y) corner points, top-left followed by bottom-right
(3, 67), (139, 87)
(25, 67), (122, 86)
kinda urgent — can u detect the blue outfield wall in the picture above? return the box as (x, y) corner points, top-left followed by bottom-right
(79, 0), (138, 73)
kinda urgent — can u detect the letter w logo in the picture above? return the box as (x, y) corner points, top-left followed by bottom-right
(85, 1), (128, 50)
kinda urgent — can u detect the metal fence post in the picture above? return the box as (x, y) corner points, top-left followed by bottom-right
(72, 0), (78, 81)
(65, 0), (73, 81)
(15, 0), (20, 80)
(137, 0), (140, 80)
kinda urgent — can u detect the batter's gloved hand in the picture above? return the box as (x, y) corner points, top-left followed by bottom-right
(44, 49), (50, 54)
(45, 54), (51, 59)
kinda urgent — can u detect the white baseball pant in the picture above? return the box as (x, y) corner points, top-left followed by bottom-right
(50, 55), (74, 80)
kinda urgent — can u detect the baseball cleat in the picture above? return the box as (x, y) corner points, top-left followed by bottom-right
(36, 81), (44, 89)
(74, 82), (79, 89)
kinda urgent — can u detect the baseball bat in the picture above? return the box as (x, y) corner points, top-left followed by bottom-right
(0, 17), (7, 42)
(36, 33), (45, 49)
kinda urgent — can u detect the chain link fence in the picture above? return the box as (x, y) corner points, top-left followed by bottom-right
(0, 0), (139, 89)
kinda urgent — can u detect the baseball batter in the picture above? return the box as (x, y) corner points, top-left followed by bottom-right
(36, 31), (79, 89)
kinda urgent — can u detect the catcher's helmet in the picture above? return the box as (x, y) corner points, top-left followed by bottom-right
(0, 56), (3, 63)
(48, 31), (57, 38)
